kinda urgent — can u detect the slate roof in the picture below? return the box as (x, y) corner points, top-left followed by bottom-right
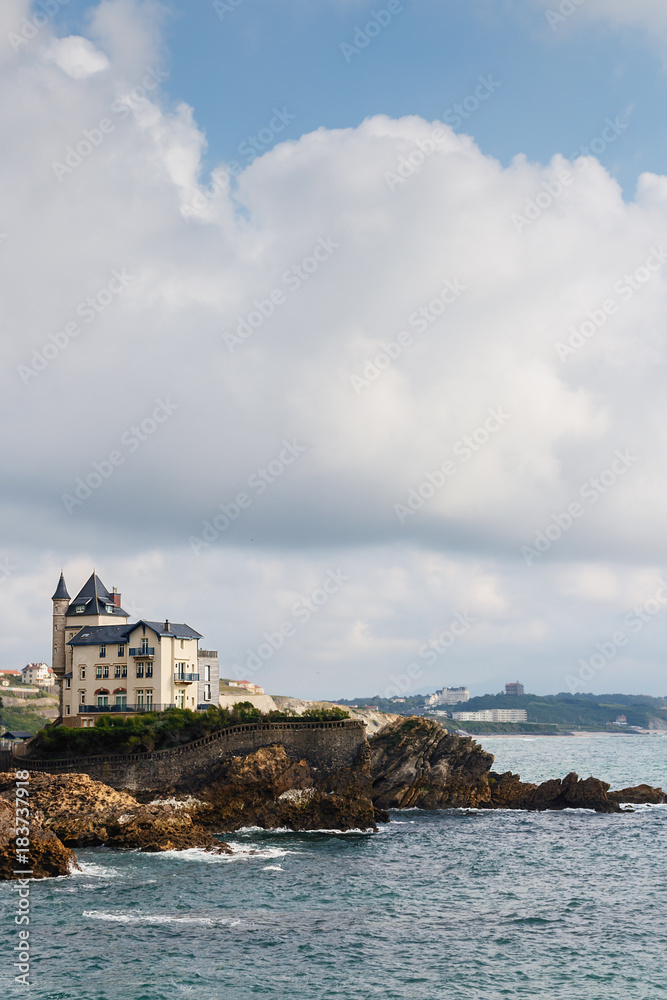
(68, 625), (131, 646)
(52, 572), (70, 601)
(66, 573), (129, 618)
(136, 620), (203, 640)
(2, 731), (32, 740)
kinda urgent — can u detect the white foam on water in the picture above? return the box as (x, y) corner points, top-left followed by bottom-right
(262, 865), (285, 871)
(71, 861), (124, 879)
(83, 910), (242, 927)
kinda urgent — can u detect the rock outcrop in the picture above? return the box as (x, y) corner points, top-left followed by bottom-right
(193, 743), (377, 832)
(608, 783), (666, 805)
(486, 771), (622, 812)
(370, 717), (494, 809)
(0, 773), (231, 855)
(0, 798), (78, 880)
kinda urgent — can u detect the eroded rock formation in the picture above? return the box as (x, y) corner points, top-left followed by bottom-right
(370, 717), (494, 809)
(0, 797), (78, 880)
(193, 742), (377, 831)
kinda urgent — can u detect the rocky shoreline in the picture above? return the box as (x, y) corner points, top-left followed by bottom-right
(2, 716), (664, 878)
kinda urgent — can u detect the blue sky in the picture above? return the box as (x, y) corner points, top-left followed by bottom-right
(56, 0), (666, 195)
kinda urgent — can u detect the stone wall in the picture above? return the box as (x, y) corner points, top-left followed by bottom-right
(9, 721), (367, 794)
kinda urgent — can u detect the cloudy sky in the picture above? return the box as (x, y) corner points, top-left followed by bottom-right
(3, 0), (667, 700)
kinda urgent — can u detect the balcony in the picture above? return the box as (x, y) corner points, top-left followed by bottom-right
(78, 703), (171, 714)
(128, 647), (155, 657)
(174, 672), (199, 683)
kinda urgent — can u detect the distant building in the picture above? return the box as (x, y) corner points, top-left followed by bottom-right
(0, 671), (22, 686)
(227, 680), (264, 695)
(197, 650), (220, 707)
(425, 686), (470, 707)
(22, 663), (54, 687)
(505, 682), (524, 697)
(453, 709), (527, 723)
(613, 714), (627, 726)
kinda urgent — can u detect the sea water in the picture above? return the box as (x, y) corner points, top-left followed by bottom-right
(1, 736), (665, 999)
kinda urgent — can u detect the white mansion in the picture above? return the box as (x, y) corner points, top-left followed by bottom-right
(51, 571), (218, 727)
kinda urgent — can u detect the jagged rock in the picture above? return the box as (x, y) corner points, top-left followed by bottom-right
(0, 773), (230, 854)
(369, 717), (494, 809)
(609, 783), (666, 805)
(0, 798), (78, 879)
(486, 771), (537, 808)
(194, 743), (377, 831)
(484, 771), (621, 813)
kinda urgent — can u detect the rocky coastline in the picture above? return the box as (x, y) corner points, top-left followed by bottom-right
(1, 715), (664, 878)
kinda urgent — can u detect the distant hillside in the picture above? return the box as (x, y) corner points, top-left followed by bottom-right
(458, 692), (667, 729)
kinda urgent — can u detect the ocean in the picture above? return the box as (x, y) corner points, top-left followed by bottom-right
(2, 735), (665, 999)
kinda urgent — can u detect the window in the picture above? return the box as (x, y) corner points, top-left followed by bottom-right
(204, 684), (211, 701)
(65, 705), (70, 715)
(66, 678), (71, 688)
(118, 644), (125, 656)
(79, 667), (86, 680)
(97, 695), (109, 708)
(136, 663), (144, 678)
(205, 665), (211, 682)
(145, 664), (153, 678)
(105, 604), (115, 613)
(79, 691), (85, 704)
(99, 644), (106, 658)
(115, 693), (127, 708)
(121, 665), (127, 678)
(176, 662), (185, 679)
(75, 606), (85, 613)
(96, 666), (102, 679)
(180, 640), (184, 649)
(145, 691), (153, 709)
(136, 690), (144, 706)
(140, 638), (150, 653)
(103, 666), (109, 679)
(176, 691), (184, 709)
(115, 665), (121, 678)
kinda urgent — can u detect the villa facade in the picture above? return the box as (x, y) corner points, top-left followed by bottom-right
(51, 571), (214, 728)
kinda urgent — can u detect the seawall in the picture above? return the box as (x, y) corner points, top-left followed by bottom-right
(8, 720), (367, 794)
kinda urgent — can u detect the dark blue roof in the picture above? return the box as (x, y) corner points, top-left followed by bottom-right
(52, 572), (70, 601)
(67, 573), (129, 618)
(68, 625), (131, 646)
(134, 620), (203, 640)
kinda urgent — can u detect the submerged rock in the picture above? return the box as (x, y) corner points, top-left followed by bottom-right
(0, 798), (78, 880)
(369, 717), (494, 809)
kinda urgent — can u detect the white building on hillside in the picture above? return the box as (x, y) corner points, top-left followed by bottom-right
(452, 709), (527, 722)
(426, 686), (469, 707)
(22, 662), (54, 687)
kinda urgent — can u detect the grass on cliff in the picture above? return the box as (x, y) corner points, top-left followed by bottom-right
(27, 703), (350, 759)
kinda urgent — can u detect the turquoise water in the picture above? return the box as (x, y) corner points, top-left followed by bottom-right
(1, 737), (665, 999)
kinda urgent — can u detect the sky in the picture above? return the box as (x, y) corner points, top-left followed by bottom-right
(2, 0), (667, 701)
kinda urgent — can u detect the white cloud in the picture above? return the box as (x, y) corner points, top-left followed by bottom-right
(3, 0), (667, 695)
(45, 36), (110, 79)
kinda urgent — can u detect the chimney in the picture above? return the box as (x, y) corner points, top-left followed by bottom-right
(164, 619), (171, 632)
(112, 586), (121, 608)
